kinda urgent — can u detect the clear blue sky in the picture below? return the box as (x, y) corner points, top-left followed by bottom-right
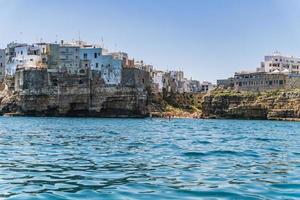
(1, 0), (300, 82)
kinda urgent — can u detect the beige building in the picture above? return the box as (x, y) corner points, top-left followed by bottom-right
(234, 72), (287, 92)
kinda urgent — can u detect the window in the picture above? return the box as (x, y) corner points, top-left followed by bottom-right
(96, 63), (99, 68)
(84, 53), (87, 59)
(94, 53), (97, 58)
(52, 79), (58, 86)
(279, 80), (283, 85)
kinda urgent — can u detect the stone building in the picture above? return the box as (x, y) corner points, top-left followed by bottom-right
(59, 42), (80, 74)
(121, 67), (150, 88)
(217, 77), (235, 88)
(0, 49), (5, 81)
(234, 72), (287, 92)
(38, 43), (60, 73)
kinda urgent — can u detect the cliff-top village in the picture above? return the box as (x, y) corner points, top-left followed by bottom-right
(0, 40), (214, 94)
(1, 39), (300, 119)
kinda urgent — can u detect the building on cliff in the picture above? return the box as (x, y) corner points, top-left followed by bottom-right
(234, 71), (287, 92)
(0, 39), (204, 98)
(217, 77), (235, 88)
(5, 43), (48, 75)
(152, 70), (165, 93)
(59, 42), (80, 74)
(0, 49), (5, 81)
(79, 46), (122, 85)
(200, 81), (215, 92)
(218, 52), (300, 92)
(257, 52), (300, 74)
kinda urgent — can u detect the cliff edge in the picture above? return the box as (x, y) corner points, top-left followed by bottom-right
(201, 88), (300, 121)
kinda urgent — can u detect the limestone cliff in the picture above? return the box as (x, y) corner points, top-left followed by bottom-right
(0, 69), (149, 117)
(201, 89), (300, 120)
(148, 91), (203, 118)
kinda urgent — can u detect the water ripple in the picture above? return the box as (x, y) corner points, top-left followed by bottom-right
(0, 117), (300, 199)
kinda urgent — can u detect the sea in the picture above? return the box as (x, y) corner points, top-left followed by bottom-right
(0, 117), (299, 199)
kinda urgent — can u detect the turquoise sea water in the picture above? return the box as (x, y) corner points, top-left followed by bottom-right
(0, 117), (299, 200)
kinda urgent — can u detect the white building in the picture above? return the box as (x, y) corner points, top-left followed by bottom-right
(200, 81), (215, 93)
(79, 45), (122, 85)
(152, 70), (165, 92)
(100, 55), (122, 85)
(5, 43), (49, 75)
(170, 70), (184, 82)
(258, 52), (300, 74)
(79, 46), (102, 71)
(0, 49), (5, 81)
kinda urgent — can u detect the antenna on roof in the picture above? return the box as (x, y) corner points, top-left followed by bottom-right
(78, 30), (81, 43)
(55, 35), (58, 44)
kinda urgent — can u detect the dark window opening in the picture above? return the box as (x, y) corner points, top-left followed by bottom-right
(279, 80), (284, 85)
(52, 79), (58, 86)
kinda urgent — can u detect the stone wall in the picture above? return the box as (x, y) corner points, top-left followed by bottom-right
(121, 67), (151, 88)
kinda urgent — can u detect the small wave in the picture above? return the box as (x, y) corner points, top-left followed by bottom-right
(184, 150), (259, 158)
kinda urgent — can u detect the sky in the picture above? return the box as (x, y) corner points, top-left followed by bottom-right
(1, 0), (300, 82)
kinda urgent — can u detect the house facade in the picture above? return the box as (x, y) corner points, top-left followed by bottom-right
(234, 72), (287, 92)
(258, 52), (300, 74)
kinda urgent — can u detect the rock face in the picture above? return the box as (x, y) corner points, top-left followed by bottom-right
(0, 69), (149, 117)
(201, 89), (300, 120)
